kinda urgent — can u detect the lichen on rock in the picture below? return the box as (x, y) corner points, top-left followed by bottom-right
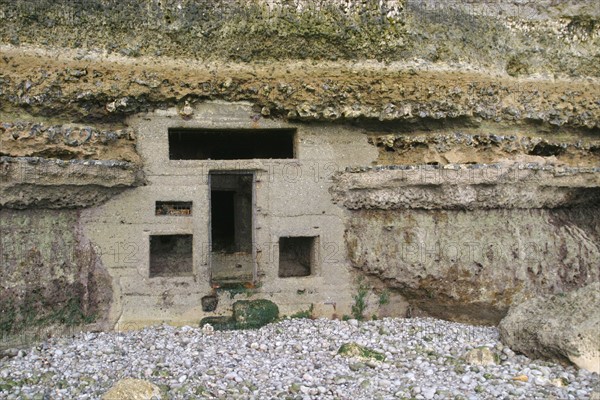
(338, 342), (386, 362)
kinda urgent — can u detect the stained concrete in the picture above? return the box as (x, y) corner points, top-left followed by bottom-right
(80, 102), (378, 328)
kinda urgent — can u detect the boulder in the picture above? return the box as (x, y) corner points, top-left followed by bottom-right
(102, 378), (161, 400)
(498, 282), (600, 373)
(341, 207), (600, 325)
(199, 299), (279, 330)
(232, 299), (279, 329)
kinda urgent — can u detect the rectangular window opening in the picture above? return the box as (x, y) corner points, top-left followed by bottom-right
(150, 234), (193, 277)
(168, 128), (296, 160)
(155, 201), (192, 216)
(279, 236), (317, 278)
(210, 172), (254, 285)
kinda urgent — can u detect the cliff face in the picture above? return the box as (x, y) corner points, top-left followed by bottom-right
(0, 0), (599, 331)
(0, 0), (598, 76)
(342, 207), (599, 323)
(0, 209), (112, 337)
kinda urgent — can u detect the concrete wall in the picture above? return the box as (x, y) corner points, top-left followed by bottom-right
(80, 102), (379, 328)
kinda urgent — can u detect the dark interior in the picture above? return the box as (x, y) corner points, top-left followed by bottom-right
(149, 234), (193, 277)
(210, 191), (236, 252)
(210, 173), (253, 253)
(169, 128), (296, 160)
(279, 236), (315, 278)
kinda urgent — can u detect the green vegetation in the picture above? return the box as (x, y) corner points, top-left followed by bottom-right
(233, 299), (279, 329)
(290, 304), (314, 319)
(0, 290), (95, 337)
(378, 289), (390, 306)
(351, 278), (370, 320)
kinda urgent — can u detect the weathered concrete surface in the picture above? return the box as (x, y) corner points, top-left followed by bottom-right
(0, 209), (112, 338)
(343, 208), (600, 324)
(332, 163), (600, 210)
(79, 103), (375, 328)
(499, 282), (600, 373)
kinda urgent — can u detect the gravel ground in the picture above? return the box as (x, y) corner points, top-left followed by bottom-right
(0, 317), (598, 399)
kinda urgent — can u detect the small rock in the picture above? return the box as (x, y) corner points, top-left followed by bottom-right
(422, 387), (437, 400)
(512, 374), (529, 382)
(102, 378), (161, 400)
(201, 323), (214, 335)
(349, 362), (365, 371)
(178, 101), (194, 119)
(463, 347), (497, 366)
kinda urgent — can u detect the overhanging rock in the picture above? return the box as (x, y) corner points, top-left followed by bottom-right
(332, 162), (600, 210)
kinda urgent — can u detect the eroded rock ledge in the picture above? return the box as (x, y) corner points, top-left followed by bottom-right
(1, 0), (598, 77)
(332, 163), (600, 210)
(368, 132), (600, 167)
(334, 162), (600, 324)
(1, 47), (599, 130)
(0, 121), (139, 163)
(0, 156), (144, 208)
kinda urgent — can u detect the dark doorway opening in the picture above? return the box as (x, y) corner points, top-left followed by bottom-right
(210, 191), (235, 252)
(210, 172), (254, 285)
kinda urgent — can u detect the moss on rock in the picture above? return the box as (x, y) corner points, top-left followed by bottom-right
(338, 342), (386, 362)
(199, 299), (279, 331)
(232, 299), (279, 329)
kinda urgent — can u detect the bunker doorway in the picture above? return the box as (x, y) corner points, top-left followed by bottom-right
(209, 172), (255, 286)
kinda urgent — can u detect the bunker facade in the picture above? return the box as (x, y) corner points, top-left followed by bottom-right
(81, 102), (376, 326)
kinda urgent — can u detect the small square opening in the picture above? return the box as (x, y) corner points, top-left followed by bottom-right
(155, 201), (192, 216)
(150, 234), (193, 277)
(278, 236), (316, 278)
